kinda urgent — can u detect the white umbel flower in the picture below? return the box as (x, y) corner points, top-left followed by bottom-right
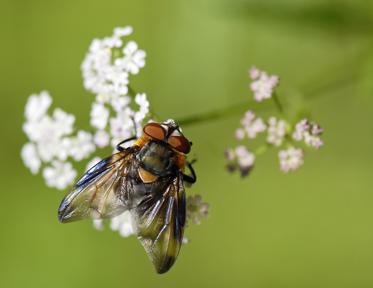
(110, 211), (135, 237)
(225, 146), (255, 177)
(278, 147), (304, 173)
(113, 26), (133, 38)
(21, 142), (41, 174)
(93, 130), (110, 148)
(115, 41), (146, 75)
(292, 119), (324, 149)
(42, 161), (77, 189)
(267, 117), (287, 146)
(65, 130), (96, 161)
(134, 93), (149, 124)
(236, 110), (266, 140)
(90, 102), (109, 129)
(25, 91), (52, 122)
(249, 66), (279, 102)
(81, 26), (145, 98)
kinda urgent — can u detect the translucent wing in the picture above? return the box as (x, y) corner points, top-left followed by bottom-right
(58, 150), (134, 223)
(132, 173), (186, 274)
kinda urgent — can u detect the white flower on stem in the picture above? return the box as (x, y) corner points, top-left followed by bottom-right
(249, 65), (260, 80)
(115, 41), (146, 75)
(236, 110), (266, 140)
(278, 147), (304, 173)
(52, 108), (75, 136)
(110, 211), (135, 237)
(186, 195), (209, 225)
(25, 91), (52, 122)
(94, 130), (110, 148)
(64, 131), (96, 161)
(23, 110), (74, 145)
(42, 161), (77, 190)
(292, 119), (324, 149)
(82, 37), (128, 98)
(267, 117), (287, 146)
(90, 102), (109, 129)
(134, 93), (149, 124)
(81, 26), (145, 98)
(21, 142), (41, 174)
(113, 26), (133, 38)
(110, 107), (135, 147)
(110, 95), (131, 112)
(249, 65), (279, 102)
(23, 107), (76, 162)
(225, 146), (255, 177)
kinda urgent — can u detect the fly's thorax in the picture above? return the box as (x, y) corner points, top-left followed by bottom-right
(137, 141), (177, 177)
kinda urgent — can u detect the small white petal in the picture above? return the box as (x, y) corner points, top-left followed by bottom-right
(110, 211), (135, 237)
(25, 91), (52, 122)
(90, 102), (109, 130)
(94, 130), (110, 148)
(21, 143), (41, 174)
(42, 161), (77, 190)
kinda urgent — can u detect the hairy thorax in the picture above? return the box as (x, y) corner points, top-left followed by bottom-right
(137, 141), (178, 177)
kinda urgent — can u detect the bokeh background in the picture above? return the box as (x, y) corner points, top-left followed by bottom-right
(1, 0), (373, 287)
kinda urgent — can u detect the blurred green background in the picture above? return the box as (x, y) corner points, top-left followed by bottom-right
(1, 0), (373, 287)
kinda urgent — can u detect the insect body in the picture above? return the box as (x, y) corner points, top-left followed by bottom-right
(58, 119), (196, 274)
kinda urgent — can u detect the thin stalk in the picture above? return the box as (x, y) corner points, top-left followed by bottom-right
(272, 92), (284, 114)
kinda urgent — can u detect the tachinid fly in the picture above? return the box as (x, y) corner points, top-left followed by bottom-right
(58, 119), (196, 274)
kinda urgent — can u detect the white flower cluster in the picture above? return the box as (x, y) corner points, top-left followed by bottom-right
(226, 66), (324, 176)
(292, 119), (324, 149)
(267, 117), (287, 146)
(82, 26), (145, 98)
(21, 91), (93, 189)
(249, 65), (279, 102)
(21, 26), (208, 240)
(21, 27), (150, 236)
(278, 147), (304, 173)
(225, 146), (255, 177)
(235, 111), (266, 140)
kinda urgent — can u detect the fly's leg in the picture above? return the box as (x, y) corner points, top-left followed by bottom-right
(183, 160), (197, 184)
(116, 136), (137, 151)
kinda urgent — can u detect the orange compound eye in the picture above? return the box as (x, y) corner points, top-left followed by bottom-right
(143, 122), (166, 141)
(168, 135), (191, 154)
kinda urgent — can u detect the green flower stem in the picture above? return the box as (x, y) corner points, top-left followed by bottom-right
(272, 92), (284, 114)
(177, 67), (360, 127)
(177, 99), (274, 126)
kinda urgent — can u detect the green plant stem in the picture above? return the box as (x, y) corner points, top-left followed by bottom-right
(178, 101), (253, 126)
(177, 65), (361, 127)
(272, 92), (284, 114)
